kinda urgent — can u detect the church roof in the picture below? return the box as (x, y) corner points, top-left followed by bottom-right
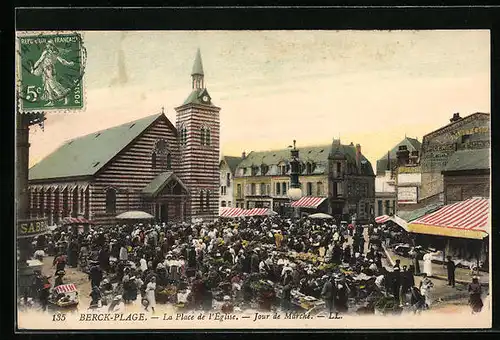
(192, 48), (204, 76)
(29, 113), (166, 181)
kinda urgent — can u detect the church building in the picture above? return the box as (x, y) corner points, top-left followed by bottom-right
(27, 49), (221, 225)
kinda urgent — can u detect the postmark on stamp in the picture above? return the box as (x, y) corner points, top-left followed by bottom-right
(17, 32), (87, 111)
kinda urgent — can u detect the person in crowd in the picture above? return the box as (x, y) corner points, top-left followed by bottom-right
(145, 276), (157, 313)
(419, 273), (434, 309)
(321, 275), (336, 314)
(423, 252), (434, 277)
(54, 270), (65, 288)
(446, 256), (456, 288)
(89, 260), (103, 288)
(468, 277), (483, 314)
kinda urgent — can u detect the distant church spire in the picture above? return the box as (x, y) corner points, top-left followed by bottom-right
(191, 48), (205, 89)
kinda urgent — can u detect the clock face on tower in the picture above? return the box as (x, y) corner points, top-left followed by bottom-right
(202, 95), (209, 103)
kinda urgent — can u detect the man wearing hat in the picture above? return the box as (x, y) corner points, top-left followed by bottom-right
(89, 260), (103, 288)
(54, 270), (65, 288)
(321, 275), (336, 314)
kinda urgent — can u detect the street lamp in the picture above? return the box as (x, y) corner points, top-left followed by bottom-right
(287, 140), (302, 219)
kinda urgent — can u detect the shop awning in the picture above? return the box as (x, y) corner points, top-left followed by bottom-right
(245, 208), (276, 217)
(390, 215), (409, 231)
(61, 217), (94, 225)
(407, 197), (489, 240)
(220, 207), (247, 218)
(375, 215), (391, 224)
(219, 207), (276, 218)
(291, 196), (326, 208)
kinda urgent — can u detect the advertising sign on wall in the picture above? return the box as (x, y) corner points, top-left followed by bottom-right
(398, 187), (418, 204)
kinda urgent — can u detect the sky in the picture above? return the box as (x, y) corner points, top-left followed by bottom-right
(22, 30), (490, 168)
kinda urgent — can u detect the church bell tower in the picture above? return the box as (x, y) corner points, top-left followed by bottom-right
(175, 48), (221, 222)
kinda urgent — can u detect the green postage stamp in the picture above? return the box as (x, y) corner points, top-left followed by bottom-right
(17, 32), (86, 111)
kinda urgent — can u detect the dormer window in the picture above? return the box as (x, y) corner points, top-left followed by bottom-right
(251, 166), (259, 176)
(261, 164), (269, 175)
(306, 162), (313, 174)
(398, 145), (407, 151)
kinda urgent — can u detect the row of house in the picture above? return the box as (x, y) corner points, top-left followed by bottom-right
(220, 139), (376, 223)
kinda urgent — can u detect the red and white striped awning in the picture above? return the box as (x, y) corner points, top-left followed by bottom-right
(220, 207), (276, 218)
(408, 197), (490, 240)
(290, 196), (326, 208)
(245, 208), (275, 216)
(54, 284), (77, 294)
(220, 207), (247, 218)
(61, 217), (94, 225)
(375, 215), (391, 224)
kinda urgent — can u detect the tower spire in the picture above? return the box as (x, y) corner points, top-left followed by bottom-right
(191, 48), (205, 89)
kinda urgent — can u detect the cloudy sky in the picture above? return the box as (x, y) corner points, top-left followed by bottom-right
(24, 30), (490, 168)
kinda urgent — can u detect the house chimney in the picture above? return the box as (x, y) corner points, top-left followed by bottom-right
(242, 151), (246, 159)
(450, 112), (461, 123)
(355, 144), (361, 171)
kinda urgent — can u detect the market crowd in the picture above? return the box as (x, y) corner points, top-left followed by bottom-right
(23, 216), (484, 315)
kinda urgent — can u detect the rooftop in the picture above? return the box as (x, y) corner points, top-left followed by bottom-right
(29, 113), (166, 181)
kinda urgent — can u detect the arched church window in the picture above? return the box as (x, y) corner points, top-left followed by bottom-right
(152, 152), (157, 169)
(200, 127), (206, 145)
(166, 153), (172, 170)
(200, 126), (211, 146)
(105, 188), (116, 214)
(179, 125), (188, 146)
(206, 128), (211, 146)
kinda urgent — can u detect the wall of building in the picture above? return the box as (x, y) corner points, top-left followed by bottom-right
(219, 162), (234, 208)
(91, 117), (178, 225)
(444, 172), (490, 205)
(420, 113), (490, 201)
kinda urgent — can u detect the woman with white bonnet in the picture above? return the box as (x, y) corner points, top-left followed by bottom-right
(422, 252), (433, 277)
(145, 276), (157, 313)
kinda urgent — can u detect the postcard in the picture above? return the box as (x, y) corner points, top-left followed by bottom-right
(15, 29), (491, 330)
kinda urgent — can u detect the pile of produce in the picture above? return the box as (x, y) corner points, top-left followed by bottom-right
(374, 296), (403, 315)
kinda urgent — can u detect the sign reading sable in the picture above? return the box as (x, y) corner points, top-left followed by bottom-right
(17, 218), (49, 238)
(17, 32), (86, 111)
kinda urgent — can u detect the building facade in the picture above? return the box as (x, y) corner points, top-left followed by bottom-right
(375, 137), (421, 216)
(442, 148), (490, 205)
(232, 139), (375, 222)
(233, 145), (329, 213)
(419, 112), (490, 204)
(27, 49), (221, 225)
(328, 139), (375, 223)
(219, 155), (243, 208)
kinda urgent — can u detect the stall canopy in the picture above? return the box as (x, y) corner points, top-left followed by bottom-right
(308, 213), (333, 219)
(220, 207), (276, 218)
(375, 215), (391, 224)
(61, 217), (93, 225)
(291, 196), (326, 208)
(407, 197), (489, 240)
(54, 284), (77, 294)
(116, 211), (154, 220)
(397, 202), (444, 223)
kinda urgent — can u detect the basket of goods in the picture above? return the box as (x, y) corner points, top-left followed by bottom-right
(156, 285), (177, 304)
(374, 296), (403, 315)
(318, 263), (338, 271)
